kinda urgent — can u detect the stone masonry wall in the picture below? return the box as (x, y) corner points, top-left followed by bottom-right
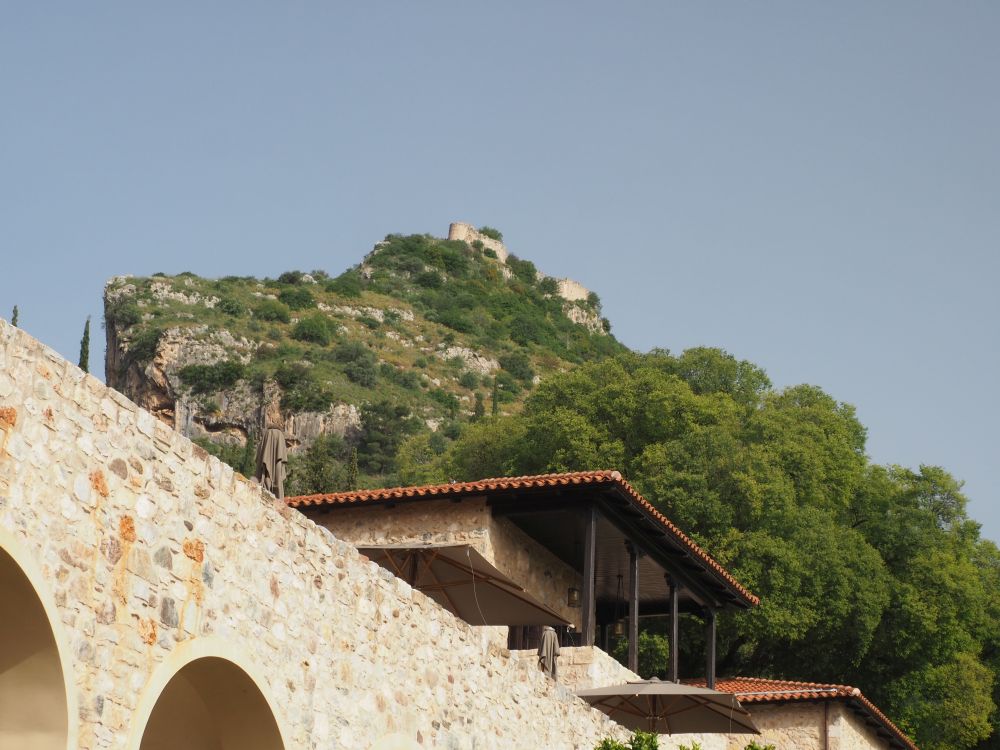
(312, 498), (582, 627)
(448, 222), (510, 263)
(512, 645), (638, 693)
(0, 320), (627, 750)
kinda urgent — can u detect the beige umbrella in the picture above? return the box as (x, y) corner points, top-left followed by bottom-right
(577, 678), (760, 735)
(358, 544), (570, 627)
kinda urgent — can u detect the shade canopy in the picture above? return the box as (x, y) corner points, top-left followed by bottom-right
(358, 544), (570, 627)
(576, 679), (760, 735)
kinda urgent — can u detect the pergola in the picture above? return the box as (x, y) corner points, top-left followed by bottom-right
(289, 470), (758, 687)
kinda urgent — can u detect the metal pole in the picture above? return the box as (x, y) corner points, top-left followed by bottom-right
(705, 607), (716, 689)
(667, 573), (679, 682)
(581, 505), (598, 647)
(627, 542), (639, 673)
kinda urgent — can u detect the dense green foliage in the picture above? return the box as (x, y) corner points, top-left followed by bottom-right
(178, 361), (247, 395)
(11, 305), (18, 326)
(419, 349), (1000, 750)
(594, 731), (659, 750)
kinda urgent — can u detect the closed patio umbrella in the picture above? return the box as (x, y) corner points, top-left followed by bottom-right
(577, 678), (759, 735)
(358, 544), (570, 627)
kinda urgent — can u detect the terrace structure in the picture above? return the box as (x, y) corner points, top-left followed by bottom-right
(289, 469), (759, 689)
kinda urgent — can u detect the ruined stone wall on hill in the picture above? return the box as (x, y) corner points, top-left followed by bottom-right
(0, 320), (626, 750)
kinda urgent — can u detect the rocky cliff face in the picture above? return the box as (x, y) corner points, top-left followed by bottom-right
(104, 288), (361, 455)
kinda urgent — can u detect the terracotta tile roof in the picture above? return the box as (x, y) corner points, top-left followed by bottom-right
(684, 677), (918, 750)
(288, 469), (758, 606)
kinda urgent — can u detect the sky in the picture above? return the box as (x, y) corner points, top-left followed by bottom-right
(2, 3), (997, 541)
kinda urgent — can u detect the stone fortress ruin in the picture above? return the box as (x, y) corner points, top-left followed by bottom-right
(446, 222), (594, 305)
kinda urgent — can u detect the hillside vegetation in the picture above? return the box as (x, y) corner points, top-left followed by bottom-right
(103, 231), (624, 493)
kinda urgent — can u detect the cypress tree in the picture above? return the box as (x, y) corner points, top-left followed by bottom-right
(473, 391), (485, 421)
(491, 377), (500, 417)
(11, 305), (18, 327)
(346, 447), (359, 489)
(78, 317), (91, 373)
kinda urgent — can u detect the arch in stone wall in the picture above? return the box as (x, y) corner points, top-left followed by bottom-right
(0, 530), (77, 750)
(131, 638), (289, 750)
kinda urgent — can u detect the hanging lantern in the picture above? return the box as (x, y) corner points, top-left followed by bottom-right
(612, 573), (626, 639)
(567, 587), (581, 608)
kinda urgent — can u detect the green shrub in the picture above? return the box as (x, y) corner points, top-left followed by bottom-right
(178, 360), (247, 395)
(274, 363), (334, 411)
(106, 299), (142, 328)
(478, 226), (503, 242)
(344, 358), (378, 387)
(429, 388), (459, 417)
(507, 255), (538, 285)
(483, 248), (497, 259)
(538, 276), (559, 295)
(493, 371), (520, 401)
(415, 271), (443, 289)
(326, 272), (362, 298)
(334, 340), (369, 363)
(292, 314), (332, 345)
(414, 356), (428, 368)
(358, 315), (380, 330)
(254, 299), (291, 323)
(458, 371), (479, 389)
(277, 270), (304, 285)
(217, 297), (246, 316)
(499, 351), (534, 384)
(122, 326), (163, 370)
(279, 286), (315, 310)
(587, 290), (602, 308)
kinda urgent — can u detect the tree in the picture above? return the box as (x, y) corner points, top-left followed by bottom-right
(346, 447), (359, 489)
(11, 305), (18, 326)
(443, 349), (1000, 749)
(491, 377), (500, 417)
(473, 392), (485, 421)
(78, 317), (90, 373)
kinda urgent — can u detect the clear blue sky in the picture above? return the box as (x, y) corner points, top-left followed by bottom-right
(2, 3), (997, 540)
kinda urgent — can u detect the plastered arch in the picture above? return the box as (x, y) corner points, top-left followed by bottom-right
(127, 636), (293, 750)
(0, 526), (80, 750)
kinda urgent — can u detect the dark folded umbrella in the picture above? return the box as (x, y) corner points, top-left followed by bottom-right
(577, 678), (760, 735)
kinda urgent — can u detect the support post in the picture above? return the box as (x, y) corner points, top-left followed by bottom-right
(627, 542), (639, 673)
(581, 505), (598, 647)
(705, 607), (716, 689)
(667, 574), (680, 682)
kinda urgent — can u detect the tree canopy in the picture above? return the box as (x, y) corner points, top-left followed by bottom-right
(403, 348), (1000, 749)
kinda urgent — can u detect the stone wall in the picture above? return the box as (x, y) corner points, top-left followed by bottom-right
(0, 319), (628, 750)
(311, 497), (582, 627)
(512, 645), (638, 693)
(447, 222), (510, 263)
(557, 279), (591, 303)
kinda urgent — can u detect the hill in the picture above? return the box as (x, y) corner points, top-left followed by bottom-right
(103, 224), (625, 493)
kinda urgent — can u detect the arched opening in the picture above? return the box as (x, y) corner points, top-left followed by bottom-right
(0, 546), (69, 750)
(139, 657), (284, 750)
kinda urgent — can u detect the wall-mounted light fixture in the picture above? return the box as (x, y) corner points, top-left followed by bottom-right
(567, 587), (581, 608)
